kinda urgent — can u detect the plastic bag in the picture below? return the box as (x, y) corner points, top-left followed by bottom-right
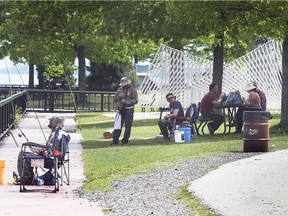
(34, 170), (55, 186)
(114, 112), (122, 129)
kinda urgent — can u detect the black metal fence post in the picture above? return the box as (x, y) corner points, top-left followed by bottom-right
(0, 91), (27, 140)
(1, 88), (117, 113)
(49, 92), (54, 112)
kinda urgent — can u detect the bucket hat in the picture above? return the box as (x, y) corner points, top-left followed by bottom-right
(119, 77), (131, 86)
(48, 116), (65, 130)
(244, 82), (256, 91)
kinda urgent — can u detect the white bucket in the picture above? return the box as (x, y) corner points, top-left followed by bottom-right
(174, 130), (185, 143)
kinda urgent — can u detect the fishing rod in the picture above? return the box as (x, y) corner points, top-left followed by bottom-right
(15, 123), (29, 141)
(7, 130), (19, 147)
(2, 43), (81, 145)
(43, 45), (82, 131)
(0, 44), (48, 144)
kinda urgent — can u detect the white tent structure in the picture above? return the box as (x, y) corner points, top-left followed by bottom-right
(138, 40), (282, 110)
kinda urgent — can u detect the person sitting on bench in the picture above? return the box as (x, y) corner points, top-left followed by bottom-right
(200, 83), (226, 135)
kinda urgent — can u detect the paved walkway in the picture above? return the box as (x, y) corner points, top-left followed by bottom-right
(0, 112), (104, 216)
(188, 149), (288, 216)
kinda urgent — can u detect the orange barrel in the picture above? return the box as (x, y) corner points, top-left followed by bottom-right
(0, 160), (5, 185)
(243, 111), (270, 152)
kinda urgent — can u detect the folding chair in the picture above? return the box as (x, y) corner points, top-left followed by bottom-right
(189, 103), (198, 140)
(58, 133), (70, 185)
(170, 103), (198, 141)
(19, 126), (64, 193)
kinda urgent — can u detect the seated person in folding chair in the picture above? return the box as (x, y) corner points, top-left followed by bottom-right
(47, 116), (66, 150)
(158, 93), (184, 142)
(14, 116), (66, 185)
(200, 83), (226, 135)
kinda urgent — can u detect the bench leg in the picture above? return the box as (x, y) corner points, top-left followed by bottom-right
(196, 121), (211, 135)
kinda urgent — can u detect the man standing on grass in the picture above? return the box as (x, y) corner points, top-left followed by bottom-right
(200, 83), (226, 135)
(111, 77), (138, 145)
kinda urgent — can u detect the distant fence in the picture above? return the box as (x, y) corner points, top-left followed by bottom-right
(25, 89), (116, 112)
(0, 88), (117, 113)
(0, 89), (117, 139)
(0, 91), (26, 140)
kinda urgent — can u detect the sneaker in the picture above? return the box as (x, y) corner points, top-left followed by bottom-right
(159, 137), (170, 143)
(13, 171), (20, 182)
(207, 123), (214, 135)
(229, 121), (236, 127)
(121, 140), (129, 145)
(110, 142), (118, 146)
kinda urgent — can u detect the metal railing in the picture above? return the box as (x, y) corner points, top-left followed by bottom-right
(25, 89), (116, 112)
(0, 91), (27, 140)
(0, 89), (117, 139)
(0, 88), (117, 112)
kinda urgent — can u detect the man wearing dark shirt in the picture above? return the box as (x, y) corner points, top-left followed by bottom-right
(158, 93), (184, 142)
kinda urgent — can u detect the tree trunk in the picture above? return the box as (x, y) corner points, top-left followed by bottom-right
(280, 35), (288, 127)
(28, 64), (34, 88)
(37, 65), (45, 89)
(212, 34), (224, 96)
(77, 45), (86, 91)
(75, 45), (87, 107)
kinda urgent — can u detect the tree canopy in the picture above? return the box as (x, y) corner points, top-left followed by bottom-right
(1, 1), (288, 127)
(0, 1), (159, 90)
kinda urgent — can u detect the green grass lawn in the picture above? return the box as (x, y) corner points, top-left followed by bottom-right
(77, 111), (288, 192)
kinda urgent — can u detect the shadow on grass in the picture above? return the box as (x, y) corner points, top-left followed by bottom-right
(81, 132), (246, 150)
(79, 118), (159, 130)
(81, 119), (158, 132)
(82, 137), (168, 149)
(76, 113), (105, 118)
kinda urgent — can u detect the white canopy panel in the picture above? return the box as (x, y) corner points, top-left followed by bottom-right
(138, 40), (282, 110)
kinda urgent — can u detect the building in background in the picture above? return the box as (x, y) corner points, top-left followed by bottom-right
(135, 61), (150, 90)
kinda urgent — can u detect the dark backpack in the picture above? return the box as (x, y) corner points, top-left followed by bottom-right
(223, 91), (242, 106)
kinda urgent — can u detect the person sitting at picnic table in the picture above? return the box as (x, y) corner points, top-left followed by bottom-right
(253, 81), (273, 119)
(252, 81), (267, 111)
(235, 82), (262, 133)
(200, 83), (226, 135)
(158, 93), (184, 143)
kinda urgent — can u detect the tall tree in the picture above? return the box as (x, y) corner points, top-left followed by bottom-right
(164, 1), (255, 94)
(86, 62), (139, 91)
(247, 1), (288, 127)
(281, 36), (288, 127)
(1, 1), (159, 90)
(1, 1), (76, 88)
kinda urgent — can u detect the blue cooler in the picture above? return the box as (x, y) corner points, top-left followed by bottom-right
(178, 126), (191, 142)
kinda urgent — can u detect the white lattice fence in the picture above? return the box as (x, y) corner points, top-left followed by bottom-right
(222, 40), (282, 110)
(138, 44), (213, 108)
(138, 40), (282, 110)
